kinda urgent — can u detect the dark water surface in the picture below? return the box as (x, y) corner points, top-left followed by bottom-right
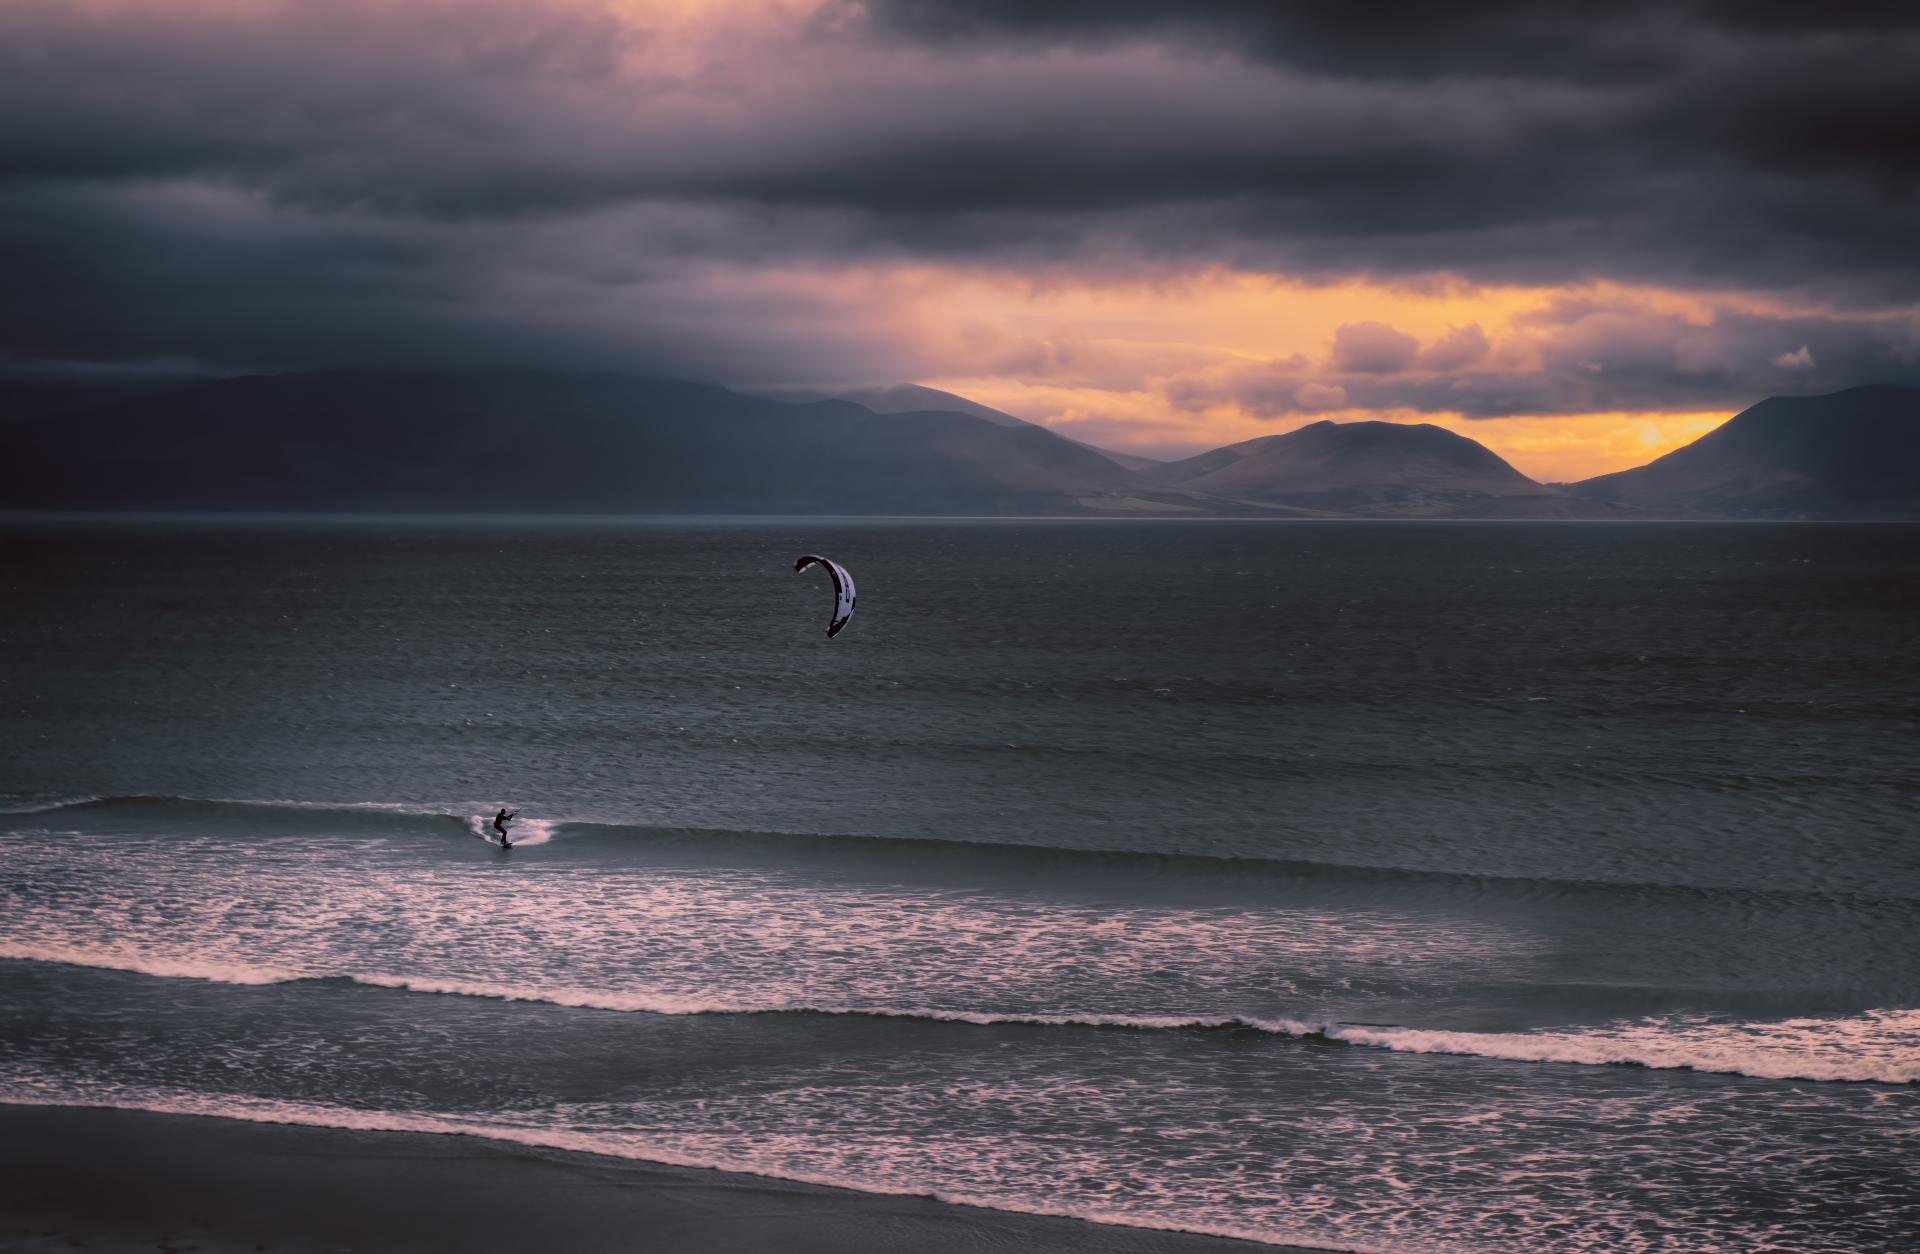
(3, 517), (1916, 1252)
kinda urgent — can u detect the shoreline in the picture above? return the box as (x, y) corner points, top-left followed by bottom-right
(5, 510), (1910, 525)
(0, 1102), (1297, 1254)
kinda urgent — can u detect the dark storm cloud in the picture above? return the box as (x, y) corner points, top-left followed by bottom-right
(867, 1), (1920, 76)
(0, 0), (1915, 383)
(1, 5), (1572, 221)
(858, 1), (1920, 291)
(0, 179), (935, 384)
(867, 0), (1701, 82)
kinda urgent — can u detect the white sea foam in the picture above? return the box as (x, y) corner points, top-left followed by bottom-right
(1320, 1014), (1920, 1085)
(0, 942), (302, 987)
(463, 814), (558, 846)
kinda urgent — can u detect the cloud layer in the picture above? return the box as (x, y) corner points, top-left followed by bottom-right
(2, 0), (1916, 470)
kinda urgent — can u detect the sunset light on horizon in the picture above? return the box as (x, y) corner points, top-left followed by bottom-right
(891, 269), (1787, 479)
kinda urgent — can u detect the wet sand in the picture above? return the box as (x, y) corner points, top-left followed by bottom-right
(0, 1104), (1292, 1254)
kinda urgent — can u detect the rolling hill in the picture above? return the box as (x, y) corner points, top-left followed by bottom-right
(0, 370), (1153, 515)
(1143, 419), (1585, 517)
(1569, 386), (1920, 518)
(791, 384), (1163, 473)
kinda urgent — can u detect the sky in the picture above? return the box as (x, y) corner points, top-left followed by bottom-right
(3, 0), (1917, 480)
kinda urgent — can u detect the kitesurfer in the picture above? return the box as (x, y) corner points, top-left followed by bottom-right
(493, 808), (516, 848)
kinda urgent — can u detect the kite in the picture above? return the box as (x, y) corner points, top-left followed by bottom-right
(793, 554), (856, 638)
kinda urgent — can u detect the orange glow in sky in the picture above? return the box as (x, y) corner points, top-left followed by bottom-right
(804, 268), (1758, 480)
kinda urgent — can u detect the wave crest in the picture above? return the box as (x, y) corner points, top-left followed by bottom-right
(4, 943), (1910, 1085)
(8, 792), (1911, 906)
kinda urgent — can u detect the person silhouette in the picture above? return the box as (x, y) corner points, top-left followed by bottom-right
(492, 808), (517, 848)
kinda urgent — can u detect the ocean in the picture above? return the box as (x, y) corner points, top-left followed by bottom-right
(2, 515), (1915, 1253)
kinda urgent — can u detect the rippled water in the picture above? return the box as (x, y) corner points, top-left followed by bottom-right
(3, 517), (1916, 1252)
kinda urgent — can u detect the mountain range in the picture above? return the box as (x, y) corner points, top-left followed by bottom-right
(2, 372), (1914, 519)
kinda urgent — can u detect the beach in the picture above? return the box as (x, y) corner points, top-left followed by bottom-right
(0, 1104), (1283, 1254)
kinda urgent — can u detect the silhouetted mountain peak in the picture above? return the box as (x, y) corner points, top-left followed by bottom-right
(1146, 418), (1547, 511)
(1571, 385), (1920, 518)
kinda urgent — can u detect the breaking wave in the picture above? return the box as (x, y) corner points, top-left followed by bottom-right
(4, 943), (1910, 1085)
